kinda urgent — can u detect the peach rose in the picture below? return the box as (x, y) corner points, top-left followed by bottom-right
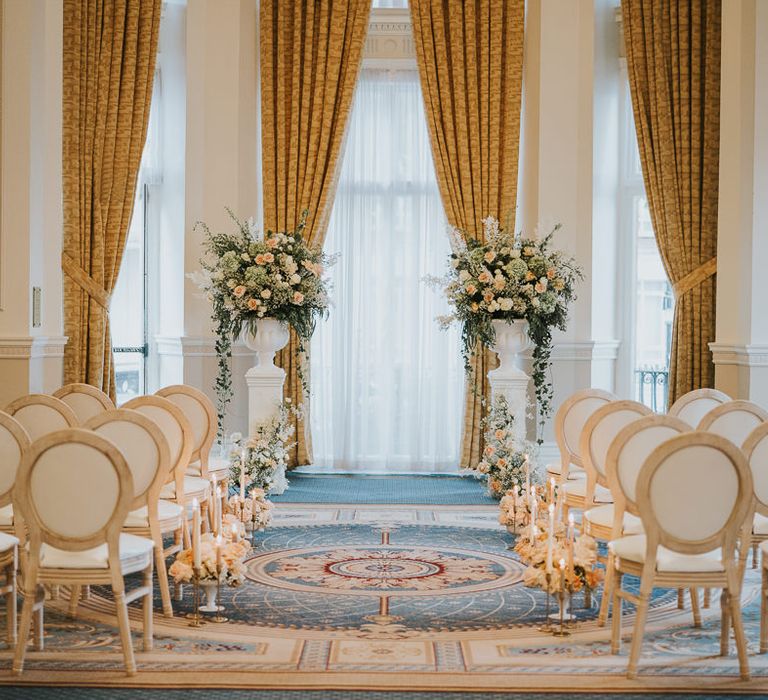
(266, 237), (279, 248)
(247, 298), (259, 310)
(546, 268), (556, 279)
(478, 271), (492, 283)
(255, 254), (266, 265)
(264, 253), (275, 263)
(483, 291), (494, 303)
(233, 285), (247, 298)
(465, 284), (477, 295)
(484, 251), (497, 264)
(292, 291), (305, 304)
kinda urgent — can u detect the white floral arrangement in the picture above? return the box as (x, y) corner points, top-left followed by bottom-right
(467, 395), (537, 498)
(189, 209), (335, 436)
(228, 402), (298, 493)
(168, 533), (251, 586)
(430, 217), (582, 438)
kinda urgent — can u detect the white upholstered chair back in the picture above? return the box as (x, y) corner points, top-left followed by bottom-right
(555, 389), (615, 472)
(581, 400), (651, 486)
(121, 395), (193, 487)
(743, 423), (768, 518)
(0, 412), (30, 509)
(155, 385), (216, 471)
(14, 429), (132, 552)
(85, 409), (171, 512)
(605, 414), (691, 515)
(637, 432), (753, 555)
(5, 395), (79, 442)
(53, 383), (115, 423)
(668, 388), (731, 428)
(698, 400), (768, 447)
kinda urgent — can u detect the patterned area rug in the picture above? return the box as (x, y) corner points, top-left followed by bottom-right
(1, 503), (767, 693)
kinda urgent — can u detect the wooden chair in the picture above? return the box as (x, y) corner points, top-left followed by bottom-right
(0, 412), (31, 535)
(5, 395), (78, 441)
(578, 401), (652, 621)
(85, 409), (180, 618)
(600, 414), (692, 626)
(546, 388), (616, 484)
(745, 424), (768, 651)
(121, 396), (204, 544)
(12, 429), (154, 676)
(53, 383), (115, 423)
(155, 385), (224, 483)
(668, 388), (731, 428)
(553, 389), (616, 515)
(0, 532), (19, 645)
(609, 432), (754, 680)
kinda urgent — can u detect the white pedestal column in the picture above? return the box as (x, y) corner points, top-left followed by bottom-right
(245, 365), (285, 436)
(488, 320), (532, 445)
(242, 319), (290, 437)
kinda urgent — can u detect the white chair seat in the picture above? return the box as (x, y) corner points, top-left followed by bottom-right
(124, 500), (184, 528)
(0, 504), (13, 527)
(584, 504), (643, 536)
(39, 533), (154, 571)
(754, 513), (768, 536)
(0, 531), (19, 552)
(759, 540), (768, 557)
(546, 462), (586, 480)
(187, 455), (229, 478)
(609, 534), (724, 573)
(160, 476), (211, 500)
(561, 479), (613, 503)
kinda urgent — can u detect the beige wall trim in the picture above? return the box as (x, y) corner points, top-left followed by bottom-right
(363, 8), (414, 69)
(0, 336), (67, 359)
(710, 343), (768, 368)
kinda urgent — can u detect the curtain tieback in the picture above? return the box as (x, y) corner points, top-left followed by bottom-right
(62, 253), (111, 309)
(672, 257), (717, 299)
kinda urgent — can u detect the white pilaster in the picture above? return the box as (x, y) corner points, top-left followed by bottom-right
(520, 0), (621, 444)
(182, 0), (260, 434)
(712, 0), (768, 406)
(0, 0), (64, 405)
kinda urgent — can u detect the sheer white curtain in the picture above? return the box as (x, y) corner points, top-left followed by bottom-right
(310, 69), (464, 473)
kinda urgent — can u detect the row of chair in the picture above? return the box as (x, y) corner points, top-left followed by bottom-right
(545, 387), (768, 679)
(0, 382), (228, 675)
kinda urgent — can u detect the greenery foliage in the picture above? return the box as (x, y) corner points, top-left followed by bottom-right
(190, 210), (333, 437)
(432, 217), (583, 441)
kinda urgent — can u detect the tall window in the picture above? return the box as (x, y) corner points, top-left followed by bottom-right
(620, 82), (673, 411)
(110, 72), (162, 405)
(310, 70), (464, 472)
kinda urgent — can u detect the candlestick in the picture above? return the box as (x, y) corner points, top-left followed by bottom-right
(240, 447), (247, 501)
(231, 521), (239, 542)
(545, 504), (555, 573)
(192, 498), (201, 570)
(215, 486), (223, 536)
(567, 512), (575, 573)
(524, 453), (530, 496)
(549, 476), (556, 505)
(552, 558), (571, 636)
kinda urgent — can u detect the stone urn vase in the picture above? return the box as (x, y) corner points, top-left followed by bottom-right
(242, 318), (290, 370)
(490, 319), (531, 376)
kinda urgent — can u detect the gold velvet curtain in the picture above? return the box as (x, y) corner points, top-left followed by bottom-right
(260, 0), (371, 465)
(622, 0), (721, 406)
(410, 0), (525, 467)
(62, 0), (161, 399)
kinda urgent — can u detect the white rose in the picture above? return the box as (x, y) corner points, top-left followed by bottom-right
(290, 274), (301, 285)
(499, 298), (513, 311)
(510, 249), (521, 259)
(459, 270), (471, 282)
(241, 253), (250, 262)
(261, 289), (272, 299)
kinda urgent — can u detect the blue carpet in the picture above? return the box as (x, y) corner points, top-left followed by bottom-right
(272, 474), (496, 505)
(2, 690), (764, 699)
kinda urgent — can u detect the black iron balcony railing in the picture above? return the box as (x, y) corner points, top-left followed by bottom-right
(635, 365), (669, 413)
